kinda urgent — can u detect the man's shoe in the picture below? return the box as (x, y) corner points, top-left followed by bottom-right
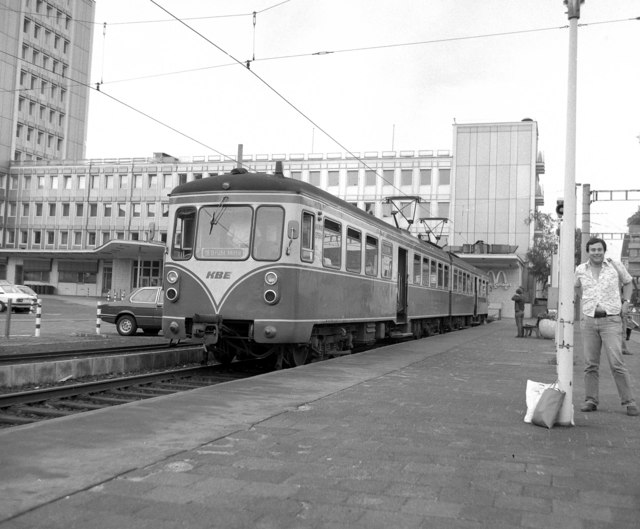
(627, 405), (639, 417)
(580, 402), (597, 412)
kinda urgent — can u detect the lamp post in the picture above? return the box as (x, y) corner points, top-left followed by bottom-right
(556, 0), (584, 426)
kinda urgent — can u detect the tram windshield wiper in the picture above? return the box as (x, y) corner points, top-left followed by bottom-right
(208, 196), (229, 234)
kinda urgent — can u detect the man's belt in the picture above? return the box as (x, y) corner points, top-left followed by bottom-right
(593, 310), (608, 318)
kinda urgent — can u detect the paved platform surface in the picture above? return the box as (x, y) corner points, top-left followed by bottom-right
(1, 317), (639, 528)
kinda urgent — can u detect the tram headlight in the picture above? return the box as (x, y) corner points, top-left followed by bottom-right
(166, 287), (179, 302)
(264, 271), (278, 285)
(264, 289), (279, 304)
(166, 270), (179, 284)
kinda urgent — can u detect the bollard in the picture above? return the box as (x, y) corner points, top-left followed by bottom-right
(106, 290), (111, 302)
(96, 302), (102, 335)
(34, 299), (42, 337)
(4, 299), (12, 338)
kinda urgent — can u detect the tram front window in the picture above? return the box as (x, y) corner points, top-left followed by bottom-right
(196, 206), (253, 260)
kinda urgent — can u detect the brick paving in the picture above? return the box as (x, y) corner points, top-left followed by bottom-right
(1, 316), (639, 528)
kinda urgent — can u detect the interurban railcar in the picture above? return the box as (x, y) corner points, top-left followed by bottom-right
(162, 166), (488, 367)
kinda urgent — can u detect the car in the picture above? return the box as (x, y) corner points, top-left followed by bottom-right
(99, 286), (164, 336)
(16, 285), (39, 298)
(0, 284), (37, 313)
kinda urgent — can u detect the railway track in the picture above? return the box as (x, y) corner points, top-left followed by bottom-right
(0, 362), (267, 429)
(0, 342), (200, 365)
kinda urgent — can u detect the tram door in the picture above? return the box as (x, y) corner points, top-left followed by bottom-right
(397, 248), (408, 322)
(473, 277), (479, 318)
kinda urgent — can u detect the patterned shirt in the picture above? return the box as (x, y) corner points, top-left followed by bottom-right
(574, 259), (632, 317)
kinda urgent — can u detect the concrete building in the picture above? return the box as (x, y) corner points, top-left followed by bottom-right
(448, 120), (545, 317)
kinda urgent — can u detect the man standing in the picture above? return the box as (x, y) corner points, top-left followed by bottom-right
(511, 287), (525, 338)
(574, 237), (638, 416)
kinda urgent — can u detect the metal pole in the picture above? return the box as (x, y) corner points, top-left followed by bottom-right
(35, 299), (42, 337)
(556, 0), (583, 426)
(4, 300), (12, 338)
(236, 144), (243, 169)
(96, 302), (102, 335)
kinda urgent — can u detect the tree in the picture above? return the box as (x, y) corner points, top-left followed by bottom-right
(525, 211), (558, 292)
(627, 207), (640, 226)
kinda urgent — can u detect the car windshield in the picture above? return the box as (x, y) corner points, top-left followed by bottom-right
(2, 285), (21, 294)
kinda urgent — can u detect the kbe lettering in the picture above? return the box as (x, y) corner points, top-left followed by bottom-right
(206, 271), (231, 279)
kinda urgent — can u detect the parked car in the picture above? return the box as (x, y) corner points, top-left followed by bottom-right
(16, 285), (39, 298)
(0, 284), (37, 313)
(99, 286), (163, 336)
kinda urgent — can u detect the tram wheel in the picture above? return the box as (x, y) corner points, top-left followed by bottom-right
(209, 345), (235, 365)
(285, 345), (310, 368)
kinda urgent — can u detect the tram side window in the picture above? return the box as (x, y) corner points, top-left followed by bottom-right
(430, 260), (437, 287)
(381, 241), (393, 278)
(171, 207), (196, 260)
(365, 235), (378, 276)
(422, 257), (429, 286)
(463, 273), (468, 295)
(253, 206), (284, 261)
(322, 218), (342, 268)
(453, 269), (458, 292)
(301, 211), (314, 262)
(346, 228), (362, 273)
(444, 264), (450, 289)
(413, 254), (421, 284)
(437, 262), (444, 288)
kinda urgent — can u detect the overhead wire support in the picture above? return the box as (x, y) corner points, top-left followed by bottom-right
(147, 0), (406, 196)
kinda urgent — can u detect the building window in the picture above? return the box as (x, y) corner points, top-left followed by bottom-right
(90, 175), (99, 189)
(328, 171), (339, 186)
(347, 171), (359, 187)
(309, 171), (320, 186)
(118, 203), (126, 217)
(78, 175), (86, 189)
(401, 169), (413, 187)
(88, 232), (96, 246)
(132, 203), (141, 217)
(102, 232), (110, 244)
(162, 204), (169, 217)
(62, 203), (70, 216)
(76, 203), (84, 216)
(438, 202), (450, 218)
(47, 231), (55, 244)
(49, 203), (56, 216)
(439, 169), (451, 186)
(133, 174), (142, 188)
(119, 174), (127, 188)
(365, 170), (377, 187)
(147, 203), (156, 217)
(37, 175), (45, 188)
(178, 173), (187, 185)
(105, 175), (113, 189)
(89, 203), (98, 217)
(104, 203), (112, 217)
(22, 203), (30, 217)
(290, 171), (302, 180)
(148, 174), (157, 187)
(36, 203), (43, 216)
(21, 231), (28, 244)
(163, 174), (173, 188)
(382, 169), (394, 186)
(73, 232), (82, 245)
(60, 231), (68, 245)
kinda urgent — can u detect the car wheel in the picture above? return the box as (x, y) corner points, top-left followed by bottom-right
(116, 315), (137, 336)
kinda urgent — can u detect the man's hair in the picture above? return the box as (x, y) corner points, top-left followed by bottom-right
(586, 237), (607, 253)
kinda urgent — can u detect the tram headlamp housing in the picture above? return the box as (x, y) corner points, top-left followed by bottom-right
(264, 271), (278, 285)
(166, 270), (179, 284)
(166, 287), (179, 302)
(264, 289), (279, 304)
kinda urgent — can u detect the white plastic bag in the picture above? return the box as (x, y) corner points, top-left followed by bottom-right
(524, 379), (554, 423)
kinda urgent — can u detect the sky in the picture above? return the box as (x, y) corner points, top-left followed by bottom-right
(84, 0), (640, 258)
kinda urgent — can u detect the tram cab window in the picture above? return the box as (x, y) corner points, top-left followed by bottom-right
(322, 218), (342, 269)
(413, 254), (421, 284)
(301, 211), (314, 262)
(365, 236), (378, 276)
(381, 241), (393, 278)
(171, 207), (196, 260)
(253, 206), (284, 261)
(196, 205), (252, 260)
(346, 228), (362, 273)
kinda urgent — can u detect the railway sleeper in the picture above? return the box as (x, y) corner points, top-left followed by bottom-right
(0, 412), (35, 425)
(15, 405), (71, 418)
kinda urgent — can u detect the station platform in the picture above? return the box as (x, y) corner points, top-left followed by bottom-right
(1, 318), (639, 528)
